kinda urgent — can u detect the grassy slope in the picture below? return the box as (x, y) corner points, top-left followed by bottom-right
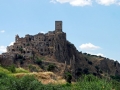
(0, 66), (11, 74)
(0, 66), (66, 84)
(0, 66), (120, 90)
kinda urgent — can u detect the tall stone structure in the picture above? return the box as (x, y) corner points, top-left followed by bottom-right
(55, 21), (62, 32)
(15, 34), (19, 43)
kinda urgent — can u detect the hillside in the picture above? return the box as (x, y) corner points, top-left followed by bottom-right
(0, 21), (120, 81)
(82, 53), (120, 76)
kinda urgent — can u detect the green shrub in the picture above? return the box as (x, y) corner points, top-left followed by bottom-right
(19, 48), (23, 53)
(0, 66), (11, 74)
(65, 72), (72, 84)
(7, 65), (16, 73)
(75, 74), (113, 90)
(47, 64), (56, 71)
(112, 80), (120, 90)
(0, 75), (42, 90)
(0, 72), (7, 78)
(34, 57), (42, 65)
(110, 75), (120, 82)
(75, 68), (82, 76)
(15, 75), (42, 90)
(28, 64), (38, 72)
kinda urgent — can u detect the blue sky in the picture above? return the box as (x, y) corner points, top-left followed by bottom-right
(0, 0), (120, 61)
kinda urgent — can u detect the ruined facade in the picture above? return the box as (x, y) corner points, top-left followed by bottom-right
(6, 21), (65, 58)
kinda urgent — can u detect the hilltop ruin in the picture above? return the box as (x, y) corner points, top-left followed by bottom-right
(0, 21), (120, 80)
(1, 21), (67, 60)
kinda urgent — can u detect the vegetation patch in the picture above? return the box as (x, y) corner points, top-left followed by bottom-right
(47, 64), (56, 71)
(15, 68), (29, 73)
(34, 57), (45, 65)
(0, 66), (11, 74)
(0, 73), (119, 90)
(64, 72), (72, 84)
(28, 64), (38, 72)
(6, 64), (16, 73)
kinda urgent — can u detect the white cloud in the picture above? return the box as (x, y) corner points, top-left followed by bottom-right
(95, 53), (104, 56)
(0, 42), (14, 54)
(70, 0), (92, 6)
(40, 31), (45, 34)
(9, 42), (14, 46)
(118, 2), (120, 5)
(0, 46), (6, 54)
(96, 0), (117, 5)
(55, 0), (72, 3)
(50, 0), (120, 6)
(79, 43), (100, 50)
(50, 0), (57, 3)
(86, 52), (105, 57)
(0, 30), (5, 33)
(50, 0), (92, 6)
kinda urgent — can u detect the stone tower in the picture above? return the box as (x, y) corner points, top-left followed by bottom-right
(55, 21), (62, 32)
(15, 34), (19, 42)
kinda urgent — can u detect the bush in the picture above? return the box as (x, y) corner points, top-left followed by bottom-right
(34, 57), (42, 65)
(19, 48), (23, 53)
(76, 74), (113, 90)
(65, 72), (72, 84)
(7, 65), (16, 73)
(110, 75), (120, 82)
(75, 68), (82, 76)
(15, 75), (42, 90)
(0, 74), (42, 90)
(83, 68), (89, 74)
(47, 64), (56, 71)
(88, 61), (92, 65)
(28, 64), (38, 72)
(0, 66), (11, 74)
(0, 72), (7, 78)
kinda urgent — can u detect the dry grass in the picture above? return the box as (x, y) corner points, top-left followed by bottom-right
(14, 71), (66, 84)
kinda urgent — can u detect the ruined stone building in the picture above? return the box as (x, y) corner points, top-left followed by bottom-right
(5, 21), (66, 58)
